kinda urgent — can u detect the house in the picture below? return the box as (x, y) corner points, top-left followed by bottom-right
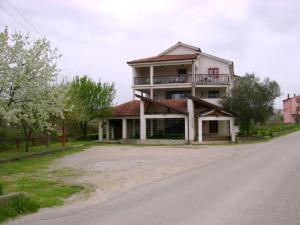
(98, 42), (238, 143)
(283, 94), (300, 124)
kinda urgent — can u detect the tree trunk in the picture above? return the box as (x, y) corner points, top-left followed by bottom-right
(45, 133), (49, 147)
(21, 120), (32, 152)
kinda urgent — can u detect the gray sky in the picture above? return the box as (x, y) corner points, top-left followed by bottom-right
(1, 0), (299, 108)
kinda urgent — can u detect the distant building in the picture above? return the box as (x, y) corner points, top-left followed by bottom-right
(283, 94), (300, 124)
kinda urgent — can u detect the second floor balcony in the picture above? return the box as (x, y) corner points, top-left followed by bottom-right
(134, 74), (229, 85)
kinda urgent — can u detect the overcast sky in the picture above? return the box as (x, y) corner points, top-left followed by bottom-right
(1, 0), (299, 108)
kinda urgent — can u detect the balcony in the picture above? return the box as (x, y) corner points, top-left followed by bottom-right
(153, 74), (192, 84)
(195, 74), (229, 84)
(134, 74), (192, 85)
(134, 77), (150, 85)
(134, 74), (229, 85)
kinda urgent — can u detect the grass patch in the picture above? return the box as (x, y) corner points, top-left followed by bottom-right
(0, 141), (99, 223)
(0, 194), (39, 223)
(0, 140), (93, 162)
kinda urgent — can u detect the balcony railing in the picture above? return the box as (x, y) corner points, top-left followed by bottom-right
(195, 74), (229, 84)
(134, 77), (150, 85)
(153, 74), (192, 84)
(133, 74), (229, 85)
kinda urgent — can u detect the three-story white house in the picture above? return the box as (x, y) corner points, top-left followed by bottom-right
(98, 42), (238, 143)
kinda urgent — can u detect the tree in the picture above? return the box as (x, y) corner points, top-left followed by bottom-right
(67, 76), (115, 139)
(0, 27), (66, 151)
(221, 73), (281, 135)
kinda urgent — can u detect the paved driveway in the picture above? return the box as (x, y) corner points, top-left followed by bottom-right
(7, 132), (300, 225)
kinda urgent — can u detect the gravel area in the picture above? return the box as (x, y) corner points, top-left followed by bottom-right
(51, 144), (249, 205)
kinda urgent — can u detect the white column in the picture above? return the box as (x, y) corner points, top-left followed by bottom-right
(122, 119), (127, 139)
(229, 118), (235, 142)
(184, 116), (188, 141)
(106, 120), (110, 140)
(140, 100), (146, 140)
(192, 87), (196, 96)
(187, 99), (194, 141)
(198, 117), (203, 142)
(150, 89), (154, 99)
(98, 120), (103, 141)
(150, 65), (154, 85)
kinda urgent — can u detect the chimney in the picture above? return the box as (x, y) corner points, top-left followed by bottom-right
(294, 93), (296, 97)
(287, 94), (289, 99)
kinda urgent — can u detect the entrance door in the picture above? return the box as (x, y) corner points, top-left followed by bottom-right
(209, 121), (218, 133)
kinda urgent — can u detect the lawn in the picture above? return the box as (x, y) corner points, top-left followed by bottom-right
(0, 141), (99, 223)
(0, 140), (93, 162)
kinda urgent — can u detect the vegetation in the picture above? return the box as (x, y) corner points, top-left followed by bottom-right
(0, 193), (39, 223)
(67, 76), (115, 139)
(222, 73), (281, 135)
(0, 140), (91, 161)
(0, 142), (98, 223)
(0, 28), (67, 152)
(238, 124), (300, 137)
(0, 28), (115, 151)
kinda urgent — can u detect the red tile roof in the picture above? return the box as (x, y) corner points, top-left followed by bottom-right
(127, 54), (198, 64)
(111, 99), (188, 117)
(112, 100), (140, 117)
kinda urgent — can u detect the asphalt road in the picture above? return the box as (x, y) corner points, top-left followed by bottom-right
(8, 132), (300, 225)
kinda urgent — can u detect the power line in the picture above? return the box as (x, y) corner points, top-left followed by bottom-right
(1, 1), (84, 75)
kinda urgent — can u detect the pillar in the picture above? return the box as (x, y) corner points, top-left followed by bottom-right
(122, 118), (127, 139)
(140, 100), (146, 140)
(98, 120), (103, 141)
(150, 88), (154, 99)
(106, 120), (110, 140)
(150, 65), (154, 85)
(184, 116), (188, 141)
(187, 99), (194, 141)
(229, 118), (235, 142)
(198, 117), (203, 142)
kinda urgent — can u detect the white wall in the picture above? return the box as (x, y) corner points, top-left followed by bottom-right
(196, 55), (230, 74)
(165, 45), (197, 55)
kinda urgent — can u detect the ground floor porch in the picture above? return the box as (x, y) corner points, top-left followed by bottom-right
(99, 116), (236, 143)
(98, 95), (237, 143)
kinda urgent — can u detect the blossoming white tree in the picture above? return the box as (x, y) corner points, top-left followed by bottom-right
(0, 28), (66, 151)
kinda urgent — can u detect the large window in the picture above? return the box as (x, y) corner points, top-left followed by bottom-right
(208, 90), (219, 98)
(166, 91), (190, 99)
(146, 118), (185, 139)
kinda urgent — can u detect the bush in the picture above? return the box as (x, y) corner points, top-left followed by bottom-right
(238, 124), (300, 137)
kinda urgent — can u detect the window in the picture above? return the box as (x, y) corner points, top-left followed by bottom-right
(166, 91), (190, 99)
(208, 90), (219, 98)
(208, 68), (219, 76)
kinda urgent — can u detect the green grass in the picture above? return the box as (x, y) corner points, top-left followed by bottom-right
(0, 140), (93, 161)
(0, 194), (39, 223)
(0, 141), (99, 223)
